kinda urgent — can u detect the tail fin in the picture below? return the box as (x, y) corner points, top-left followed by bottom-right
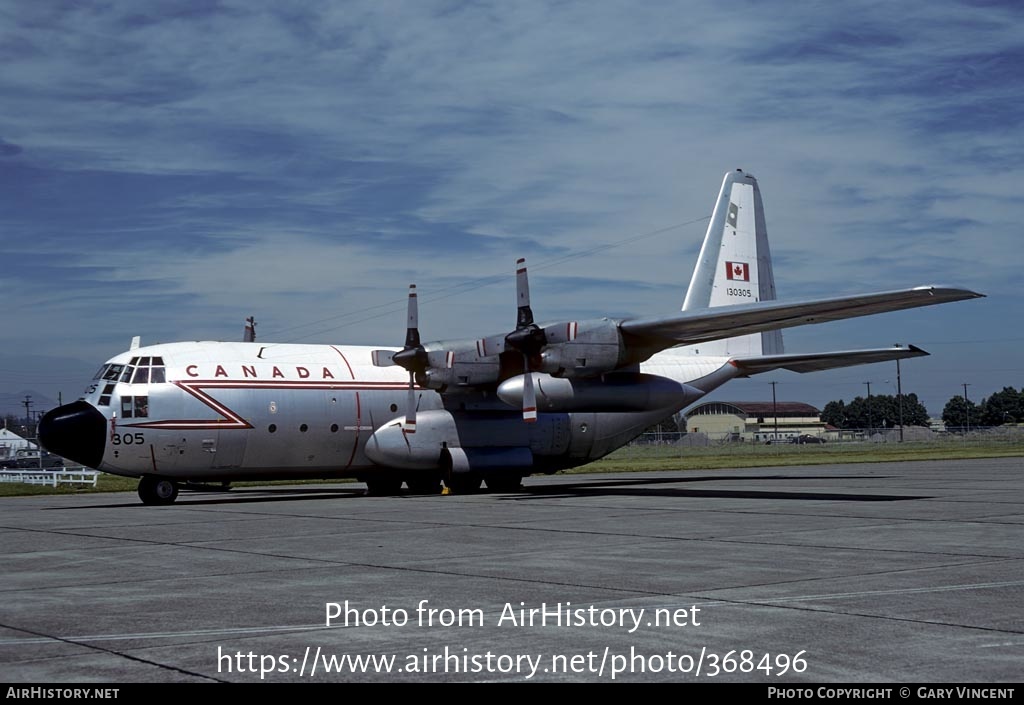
(681, 169), (783, 356)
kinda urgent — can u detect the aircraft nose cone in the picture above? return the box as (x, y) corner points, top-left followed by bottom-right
(38, 401), (107, 469)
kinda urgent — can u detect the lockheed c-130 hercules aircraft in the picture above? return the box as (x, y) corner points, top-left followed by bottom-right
(39, 170), (983, 505)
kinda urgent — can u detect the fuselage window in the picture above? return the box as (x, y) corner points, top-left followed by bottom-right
(120, 366), (135, 383)
(119, 395), (149, 418)
(150, 367), (166, 383)
(93, 365), (109, 380)
(131, 367), (150, 384)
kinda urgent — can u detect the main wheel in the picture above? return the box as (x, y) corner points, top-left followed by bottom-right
(484, 473), (523, 492)
(406, 476), (442, 495)
(365, 477), (403, 496)
(444, 472), (482, 494)
(138, 476), (179, 505)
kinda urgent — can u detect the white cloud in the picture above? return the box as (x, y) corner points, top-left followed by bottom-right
(1, 0), (1021, 411)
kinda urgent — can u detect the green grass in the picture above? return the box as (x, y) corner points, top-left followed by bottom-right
(0, 473), (357, 498)
(586, 439), (1024, 473)
(1, 439), (1021, 497)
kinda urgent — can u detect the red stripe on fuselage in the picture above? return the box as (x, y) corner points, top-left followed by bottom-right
(330, 346), (356, 380)
(120, 378), (412, 430)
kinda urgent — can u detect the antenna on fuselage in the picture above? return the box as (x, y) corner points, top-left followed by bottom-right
(244, 316), (257, 343)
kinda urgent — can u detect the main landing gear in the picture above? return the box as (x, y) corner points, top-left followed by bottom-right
(361, 472), (521, 496)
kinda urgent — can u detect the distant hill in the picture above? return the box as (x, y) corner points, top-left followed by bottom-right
(0, 390), (59, 420)
(0, 350), (98, 418)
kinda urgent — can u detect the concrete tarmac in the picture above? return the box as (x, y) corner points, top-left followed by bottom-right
(1, 458), (1022, 683)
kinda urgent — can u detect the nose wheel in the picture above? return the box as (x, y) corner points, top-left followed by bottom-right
(138, 476), (179, 505)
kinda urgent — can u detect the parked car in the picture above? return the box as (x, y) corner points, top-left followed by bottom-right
(791, 434), (826, 444)
(6, 451), (65, 469)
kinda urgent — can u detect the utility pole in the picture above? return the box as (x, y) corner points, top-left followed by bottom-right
(22, 395), (32, 427)
(863, 382), (872, 439)
(895, 345), (904, 443)
(770, 381), (779, 443)
(962, 383), (971, 433)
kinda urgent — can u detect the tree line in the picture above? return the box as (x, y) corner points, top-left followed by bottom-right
(940, 386), (1022, 428)
(821, 387), (1023, 430)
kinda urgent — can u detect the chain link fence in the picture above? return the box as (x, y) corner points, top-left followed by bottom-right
(610, 425), (1024, 462)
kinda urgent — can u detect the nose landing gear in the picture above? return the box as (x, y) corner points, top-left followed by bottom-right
(138, 476), (179, 505)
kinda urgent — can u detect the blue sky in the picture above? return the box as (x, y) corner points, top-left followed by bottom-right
(1, 1), (1021, 420)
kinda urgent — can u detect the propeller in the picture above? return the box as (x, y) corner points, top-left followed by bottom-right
(390, 284), (429, 433)
(378, 261), (550, 427)
(503, 258), (546, 423)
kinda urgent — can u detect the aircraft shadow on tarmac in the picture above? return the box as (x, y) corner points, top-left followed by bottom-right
(46, 487), (369, 510)
(505, 475), (929, 502)
(47, 474), (928, 509)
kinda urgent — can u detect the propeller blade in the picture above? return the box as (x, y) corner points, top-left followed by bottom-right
(405, 284), (420, 349)
(371, 350), (399, 367)
(516, 258), (534, 329)
(427, 350), (455, 369)
(522, 357), (537, 423)
(405, 371), (417, 433)
(475, 334), (506, 357)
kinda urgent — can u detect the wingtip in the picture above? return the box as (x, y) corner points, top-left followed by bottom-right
(914, 285), (986, 300)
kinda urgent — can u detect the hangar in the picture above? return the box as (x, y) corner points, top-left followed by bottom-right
(683, 401), (827, 442)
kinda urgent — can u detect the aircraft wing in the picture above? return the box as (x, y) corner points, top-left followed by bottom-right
(728, 345), (929, 376)
(620, 286), (983, 356)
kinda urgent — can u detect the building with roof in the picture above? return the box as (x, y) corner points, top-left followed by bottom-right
(0, 426), (37, 464)
(684, 401), (826, 442)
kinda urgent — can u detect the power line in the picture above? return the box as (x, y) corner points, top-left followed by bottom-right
(263, 215), (711, 343)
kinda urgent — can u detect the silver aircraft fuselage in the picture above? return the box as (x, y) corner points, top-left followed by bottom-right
(47, 341), (724, 482)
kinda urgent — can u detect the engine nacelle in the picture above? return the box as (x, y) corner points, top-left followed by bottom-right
(444, 447), (534, 475)
(364, 410), (542, 471)
(538, 318), (625, 378)
(421, 340), (500, 390)
(497, 373), (704, 412)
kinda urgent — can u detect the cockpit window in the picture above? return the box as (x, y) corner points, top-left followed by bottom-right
(102, 364), (124, 381)
(99, 357), (169, 386)
(126, 358), (167, 385)
(98, 384), (115, 407)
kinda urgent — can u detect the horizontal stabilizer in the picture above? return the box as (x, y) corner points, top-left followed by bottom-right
(730, 345), (928, 376)
(622, 286), (983, 354)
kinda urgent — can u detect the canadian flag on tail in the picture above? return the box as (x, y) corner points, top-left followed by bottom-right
(726, 261), (750, 281)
